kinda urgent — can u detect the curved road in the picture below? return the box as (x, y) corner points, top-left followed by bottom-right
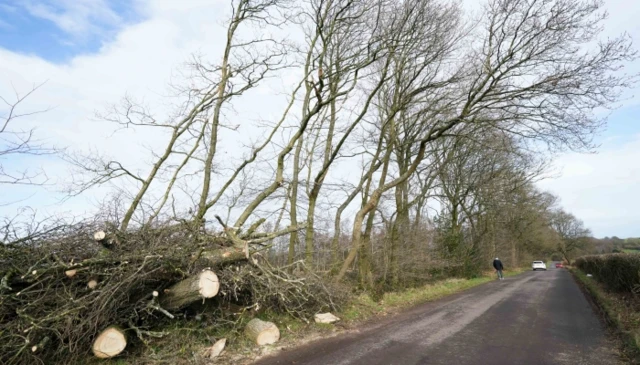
(255, 267), (621, 365)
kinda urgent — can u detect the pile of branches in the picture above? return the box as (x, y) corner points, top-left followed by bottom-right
(0, 220), (340, 364)
(218, 256), (344, 320)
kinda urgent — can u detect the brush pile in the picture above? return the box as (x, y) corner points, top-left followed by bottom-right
(0, 220), (339, 364)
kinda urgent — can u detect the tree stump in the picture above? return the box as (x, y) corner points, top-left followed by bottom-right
(244, 318), (280, 345)
(93, 231), (106, 241)
(159, 269), (219, 310)
(92, 326), (126, 358)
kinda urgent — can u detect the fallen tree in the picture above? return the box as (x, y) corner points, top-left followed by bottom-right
(0, 219), (340, 365)
(159, 269), (220, 310)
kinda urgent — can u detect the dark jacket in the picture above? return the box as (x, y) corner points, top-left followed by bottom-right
(493, 259), (504, 271)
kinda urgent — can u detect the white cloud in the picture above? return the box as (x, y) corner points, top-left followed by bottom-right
(0, 0), (288, 219)
(22, 0), (124, 41)
(0, 0), (639, 238)
(537, 134), (640, 238)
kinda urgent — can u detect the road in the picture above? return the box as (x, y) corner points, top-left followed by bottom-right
(254, 267), (622, 365)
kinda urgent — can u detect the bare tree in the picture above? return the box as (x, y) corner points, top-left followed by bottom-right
(55, 0), (634, 294)
(65, 0), (293, 231)
(0, 83), (54, 202)
(234, 0), (387, 239)
(336, 0), (464, 283)
(335, 0), (635, 283)
(297, 0), (392, 265)
(550, 209), (591, 264)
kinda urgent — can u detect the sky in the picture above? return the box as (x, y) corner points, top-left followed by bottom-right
(0, 0), (639, 238)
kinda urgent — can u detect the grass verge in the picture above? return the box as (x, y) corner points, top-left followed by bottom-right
(218, 268), (528, 364)
(571, 268), (640, 364)
(90, 268), (527, 364)
(341, 268), (526, 323)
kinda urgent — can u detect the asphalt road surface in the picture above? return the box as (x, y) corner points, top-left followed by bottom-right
(255, 267), (622, 365)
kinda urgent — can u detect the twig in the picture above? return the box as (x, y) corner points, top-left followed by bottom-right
(128, 320), (168, 340)
(0, 269), (14, 293)
(146, 293), (175, 319)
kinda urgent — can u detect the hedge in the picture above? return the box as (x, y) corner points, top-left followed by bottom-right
(575, 253), (640, 294)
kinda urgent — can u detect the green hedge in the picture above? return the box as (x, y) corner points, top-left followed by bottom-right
(575, 253), (640, 293)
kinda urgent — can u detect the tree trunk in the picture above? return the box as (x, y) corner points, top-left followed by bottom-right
(194, 0), (245, 222)
(359, 210), (376, 290)
(336, 125), (431, 283)
(336, 133), (396, 283)
(329, 135), (386, 272)
(92, 326), (127, 359)
(390, 148), (409, 286)
(306, 75), (338, 268)
(198, 247), (247, 266)
(288, 136), (304, 265)
(390, 177), (410, 287)
(244, 318), (280, 345)
(305, 195), (318, 265)
(159, 270), (219, 310)
(329, 171), (374, 271)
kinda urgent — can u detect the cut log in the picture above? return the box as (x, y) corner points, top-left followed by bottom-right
(92, 326), (126, 359)
(93, 231), (106, 241)
(198, 247), (247, 266)
(244, 318), (280, 345)
(159, 269), (219, 310)
(314, 312), (340, 324)
(88, 279), (98, 289)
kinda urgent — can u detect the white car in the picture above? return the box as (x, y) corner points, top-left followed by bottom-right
(532, 261), (547, 271)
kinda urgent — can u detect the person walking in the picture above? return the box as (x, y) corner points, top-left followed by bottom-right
(493, 257), (504, 280)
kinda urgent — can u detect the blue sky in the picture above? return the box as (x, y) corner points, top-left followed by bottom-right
(603, 105), (640, 142)
(0, 0), (143, 62)
(0, 0), (639, 238)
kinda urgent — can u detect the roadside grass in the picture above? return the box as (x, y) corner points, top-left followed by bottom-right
(341, 278), (490, 322)
(232, 267), (528, 362)
(89, 268), (528, 364)
(571, 268), (640, 364)
(342, 268), (527, 323)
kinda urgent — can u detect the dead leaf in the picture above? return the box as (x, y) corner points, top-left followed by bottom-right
(206, 338), (226, 360)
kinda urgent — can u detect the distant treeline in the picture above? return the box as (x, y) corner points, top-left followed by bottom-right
(590, 237), (640, 253)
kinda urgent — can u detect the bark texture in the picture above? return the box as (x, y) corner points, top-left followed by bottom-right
(159, 270), (219, 310)
(245, 318), (280, 345)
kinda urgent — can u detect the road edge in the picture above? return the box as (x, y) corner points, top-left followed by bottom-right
(569, 267), (640, 364)
(245, 269), (529, 364)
